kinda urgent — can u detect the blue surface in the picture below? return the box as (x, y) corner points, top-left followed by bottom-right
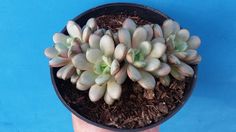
(0, 0), (236, 131)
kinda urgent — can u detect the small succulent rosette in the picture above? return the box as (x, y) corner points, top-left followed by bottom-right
(71, 33), (128, 105)
(44, 18), (98, 80)
(117, 18), (169, 90)
(44, 17), (201, 105)
(118, 18), (201, 88)
(161, 19), (201, 81)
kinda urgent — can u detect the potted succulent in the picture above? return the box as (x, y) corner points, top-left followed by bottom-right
(44, 3), (201, 131)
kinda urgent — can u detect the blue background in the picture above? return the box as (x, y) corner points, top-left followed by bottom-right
(0, 0), (235, 131)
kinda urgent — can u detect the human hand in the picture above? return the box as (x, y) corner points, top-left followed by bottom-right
(72, 114), (160, 132)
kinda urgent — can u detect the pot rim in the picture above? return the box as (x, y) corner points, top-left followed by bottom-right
(50, 2), (197, 131)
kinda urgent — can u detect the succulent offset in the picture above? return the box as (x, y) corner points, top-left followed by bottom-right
(72, 34), (127, 105)
(44, 18), (99, 81)
(161, 19), (201, 84)
(44, 17), (201, 105)
(119, 18), (169, 90)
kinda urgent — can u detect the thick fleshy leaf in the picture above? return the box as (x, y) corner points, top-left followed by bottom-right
(76, 80), (90, 91)
(102, 56), (112, 66)
(71, 38), (81, 45)
(71, 73), (80, 84)
(95, 74), (111, 85)
(174, 52), (187, 60)
(68, 45), (80, 58)
(54, 41), (68, 52)
(159, 75), (170, 86)
(170, 21), (180, 34)
(114, 43), (127, 62)
(105, 30), (113, 37)
(143, 24), (153, 41)
(61, 64), (75, 80)
(53, 33), (69, 44)
(188, 55), (201, 64)
(133, 49), (145, 62)
(78, 71), (97, 86)
(56, 66), (67, 79)
(153, 24), (163, 38)
(149, 42), (166, 58)
(76, 69), (81, 75)
(94, 28), (105, 37)
(100, 35), (115, 56)
(151, 37), (165, 44)
(126, 49), (134, 63)
(72, 53), (93, 70)
(187, 36), (201, 49)
(107, 80), (122, 100)
(103, 67), (110, 74)
(55, 43), (68, 57)
(94, 60), (104, 74)
(122, 18), (137, 34)
(184, 49), (198, 61)
(174, 40), (188, 52)
(168, 54), (181, 64)
(86, 49), (102, 64)
(68, 40), (81, 57)
(67, 21), (82, 40)
(166, 35), (175, 51)
(104, 91), (115, 105)
(144, 58), (161, 72)
(115, 64), (127, 84)
(44, 47), (58, 58)
(86, 18), (97, 32)
(82, 26), (92, 43)
(113, 32), (119, 44)
(81, 25), (86, 32)
(170, 66), (185, 80)
(176, 62), (194, 77)
(138, 71), (156, 89)
(139, 41), (152, 56)
(49, 57), (69, 67)
(110, 59), (120, 75)
(80, 43), (89, 53)
(89, 34), (101, 49)
(162, 19), (174, 38)
(132, 27), (147, 48)
(133, 61), (146, 68)
(89, 84), (106, 102)
(127, 64), (142, 81)
(153, 63), (171, 77)
(176, 29), (190, 41)
(160, 53), (167, 62)
(118, 28), (131, 48)
(162, 19), (180, 38)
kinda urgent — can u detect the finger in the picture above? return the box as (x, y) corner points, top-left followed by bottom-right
(72, 114), (111, 132)
(142, 126), (160, 132)
(72, 113), (160, 132)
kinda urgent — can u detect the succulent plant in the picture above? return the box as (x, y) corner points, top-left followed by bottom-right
(118, 18), (170, 90)
(44, 18), (98, 81)
(160, 19), (201, 82)
(72, 34), (127, 105)
(44, 17), (202, 105)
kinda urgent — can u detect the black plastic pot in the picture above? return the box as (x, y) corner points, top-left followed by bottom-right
(50, 3), (197, 131)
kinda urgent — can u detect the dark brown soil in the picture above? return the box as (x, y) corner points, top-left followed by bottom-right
(54, 15), (196, 129)
(60, 78), (190, 129)
(96, 14), (151, 32)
